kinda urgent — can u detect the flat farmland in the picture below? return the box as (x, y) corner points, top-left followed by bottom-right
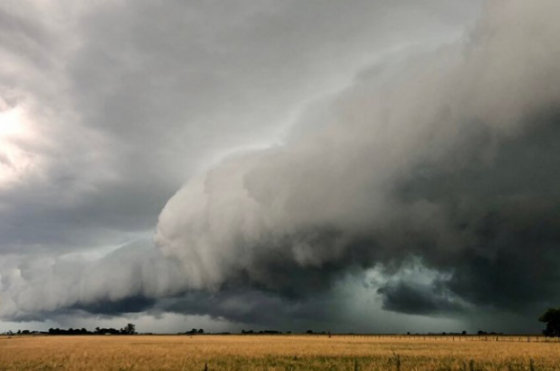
(0, 335), (559, 371)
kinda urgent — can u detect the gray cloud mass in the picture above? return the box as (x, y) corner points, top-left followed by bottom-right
(1, 0), (559, 334)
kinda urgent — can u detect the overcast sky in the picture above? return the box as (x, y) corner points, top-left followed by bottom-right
(1, 0), (559, 334)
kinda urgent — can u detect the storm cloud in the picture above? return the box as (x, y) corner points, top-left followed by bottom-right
(155, 0), (560, 320)
(1, 0), (559, 333)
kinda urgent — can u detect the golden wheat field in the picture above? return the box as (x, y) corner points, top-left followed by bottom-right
(0, 335), (559, 371)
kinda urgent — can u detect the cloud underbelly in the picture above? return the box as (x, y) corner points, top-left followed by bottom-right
(155, 0), (560, 314)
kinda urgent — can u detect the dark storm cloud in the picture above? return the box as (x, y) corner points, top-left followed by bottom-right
(1, 236), (335, 329)
(154, 0), (560, 325)
(154, 108), (560, 316)
(387, 110), (560, 313)
(157, 290), (333, 330)
(378, 280), (465, 315)
(0, 240), (186, 320)
(10, 0), (560, 334)
(0, 0), (476, 255)
(70, 296), (157, 316)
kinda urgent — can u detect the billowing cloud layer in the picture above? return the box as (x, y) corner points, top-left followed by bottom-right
(155, 0), (560, 318)
(0, 0), (476, 252)
(2, 0), (559, 333)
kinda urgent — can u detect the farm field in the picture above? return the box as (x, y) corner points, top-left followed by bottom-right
(0, 335), (559, 371)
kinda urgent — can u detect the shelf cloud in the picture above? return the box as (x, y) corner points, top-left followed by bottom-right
(155, 0), (560, 317)
(1, 0), (559, 333)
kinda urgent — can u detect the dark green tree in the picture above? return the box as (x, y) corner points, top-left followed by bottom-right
(120, 323), (137, 335)
(539, 307), (560, 338)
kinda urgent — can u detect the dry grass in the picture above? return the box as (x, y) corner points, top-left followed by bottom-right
(0, 335), (559, 371)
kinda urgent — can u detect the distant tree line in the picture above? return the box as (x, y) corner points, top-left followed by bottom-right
(406, 331), (469, 336)
(6, 310), (557, 338)
(240, 330), (330, 335)
(47, 323), (137, 335)
(241, 329), (283, 335)
(476, 330), (504, 336)
(182, 328), (205, 335)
